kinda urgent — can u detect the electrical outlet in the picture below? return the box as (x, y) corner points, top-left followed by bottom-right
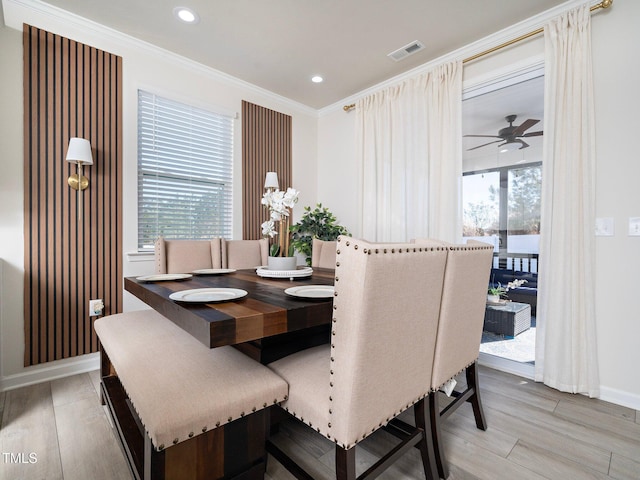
(89, 299), (104, 316)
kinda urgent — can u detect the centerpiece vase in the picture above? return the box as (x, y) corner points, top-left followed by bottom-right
(267, 216), (297, 271)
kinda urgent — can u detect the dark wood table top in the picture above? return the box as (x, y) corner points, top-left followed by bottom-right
(124, 268), (335, 348)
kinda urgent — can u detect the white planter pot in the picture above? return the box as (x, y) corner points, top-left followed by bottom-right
(267, 256), (297, 271)
(487, 294), (500, 303)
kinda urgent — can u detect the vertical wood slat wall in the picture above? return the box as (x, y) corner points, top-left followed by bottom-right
(23, 25), (123, 366)
(241, 101), (292, 240)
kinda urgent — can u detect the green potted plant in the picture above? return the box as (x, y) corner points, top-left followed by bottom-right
(290, 204), (350, 266)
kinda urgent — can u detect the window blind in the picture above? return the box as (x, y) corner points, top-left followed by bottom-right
(137, 90), (234, 249)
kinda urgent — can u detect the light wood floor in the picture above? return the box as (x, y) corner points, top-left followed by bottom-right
(1, 366), (638, 479)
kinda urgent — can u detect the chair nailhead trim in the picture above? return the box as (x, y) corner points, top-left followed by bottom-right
(188, 432), (194, 438)
(202, 426), (207, 433)
(173, 438), (179, 445)
(159, 444), (165, 451)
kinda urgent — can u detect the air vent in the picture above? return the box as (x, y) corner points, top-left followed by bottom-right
(387, 40), (425, 62)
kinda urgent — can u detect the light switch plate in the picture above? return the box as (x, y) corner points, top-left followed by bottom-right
(595, 217), (614, 236)
(629, 217), (640, 236)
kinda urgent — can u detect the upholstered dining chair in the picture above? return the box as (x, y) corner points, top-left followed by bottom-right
(267, 236), (448, 480)
(427, 240), (494, 479)
(154, 237), (223, 274)
(222, 238), (269, 269)
(311, 238), (337, 269)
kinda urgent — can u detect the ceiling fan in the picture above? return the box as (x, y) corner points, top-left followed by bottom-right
(464, 114), (543, 151)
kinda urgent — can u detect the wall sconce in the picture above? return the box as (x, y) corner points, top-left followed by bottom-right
(264, 171), (279, 191)
(66, 137), (93, 190)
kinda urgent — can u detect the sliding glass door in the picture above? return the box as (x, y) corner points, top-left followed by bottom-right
(462, 70), (544, 375)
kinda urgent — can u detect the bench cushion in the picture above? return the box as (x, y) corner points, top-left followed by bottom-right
(94, 310), (288, 450)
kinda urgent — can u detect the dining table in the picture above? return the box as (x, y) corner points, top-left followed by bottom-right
(124, 267), (335, 364)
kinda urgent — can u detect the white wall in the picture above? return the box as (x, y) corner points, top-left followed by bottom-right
(3, 0), (639, 409)
(317, 110), (358, 235)
(317, 2), (640, 409)
(0, 0), (318, 388)
(590, 0), (640, 407)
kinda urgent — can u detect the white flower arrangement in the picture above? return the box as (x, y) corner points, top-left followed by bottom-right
(261, 187), (299, 256)
(488, 278), (528, 298)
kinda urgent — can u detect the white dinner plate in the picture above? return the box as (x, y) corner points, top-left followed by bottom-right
(169, 288), (248, 303)
(284, 285), (334, 299)
(255, 266), (313, 279)
(191, 268), (236, 275)
(136, 273), (193, 282)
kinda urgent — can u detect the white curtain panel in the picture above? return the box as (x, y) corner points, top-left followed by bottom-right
(356, 62), (462, 242)
(536, 4), (599, 396)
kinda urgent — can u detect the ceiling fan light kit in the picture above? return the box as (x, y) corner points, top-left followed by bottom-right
(465, 114), (543, 152)
(499, 141), (521, 153)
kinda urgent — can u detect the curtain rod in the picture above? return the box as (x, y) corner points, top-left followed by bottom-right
(343, 0), (613, 112)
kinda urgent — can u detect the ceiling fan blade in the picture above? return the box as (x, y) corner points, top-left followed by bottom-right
(522, 130), (543, 137)
(463, 134), (502, 139)
(512, 119), (540, 136)
(467, 139), (502, 151)
(516, 139), (530, 149)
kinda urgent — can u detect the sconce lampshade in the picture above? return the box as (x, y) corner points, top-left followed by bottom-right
(66, 137), (93, 165)
(66, 137), (93, 191)
(264, 171), (279, 189)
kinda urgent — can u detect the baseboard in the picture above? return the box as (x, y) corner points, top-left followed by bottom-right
(598, 385), (640, 411)
(0, 353), (100, 392)
(478, 352), (535, 380)
(479, 353), (640, 411)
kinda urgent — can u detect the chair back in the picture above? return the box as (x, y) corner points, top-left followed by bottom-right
(222, 239), (269, 269)
(330, 236), (447, 447)
(155, 238), (223, 274)
(311, 238), (337, 269)
(431, 241), (494, 390)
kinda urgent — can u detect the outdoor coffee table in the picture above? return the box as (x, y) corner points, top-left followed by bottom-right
(484, 301), (531, 338)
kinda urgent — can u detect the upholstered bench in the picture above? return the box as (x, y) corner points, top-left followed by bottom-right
(94, 310), (288, 480)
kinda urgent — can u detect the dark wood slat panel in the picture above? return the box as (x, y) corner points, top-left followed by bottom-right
(23, 25), (123, 366)
(69, 37), (79, 359)
(61, 35), (70, 359)
(37, 27), (48, 364)
(23, 25), (34, 365)
(241, 101), (292, 240)
(53, 32), (63, 360)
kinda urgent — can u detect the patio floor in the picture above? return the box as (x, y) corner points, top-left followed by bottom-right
(480, 316), (536, 364)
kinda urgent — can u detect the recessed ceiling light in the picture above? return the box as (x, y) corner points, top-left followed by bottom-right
(173, 7), (200, 24)
(311, 76), (323, 83)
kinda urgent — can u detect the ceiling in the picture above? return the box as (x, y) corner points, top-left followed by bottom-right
(462, 75), (545, 161)
(37, 0), (567, 109)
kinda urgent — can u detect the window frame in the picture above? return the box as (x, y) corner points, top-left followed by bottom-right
(463, 161), (542, 272)
(137, 90), (234, 251)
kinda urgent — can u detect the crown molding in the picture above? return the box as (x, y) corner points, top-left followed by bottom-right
(318, 0), (594, 117)
(1, 0), (318, 117)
